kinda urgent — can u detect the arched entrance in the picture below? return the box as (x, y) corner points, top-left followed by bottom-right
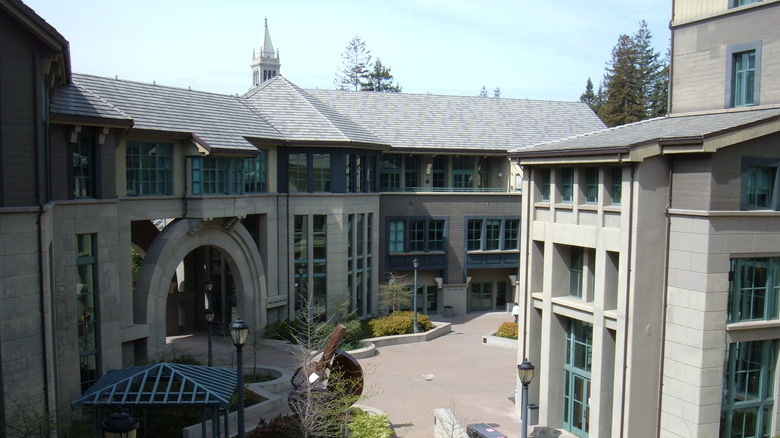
(134, 218), (267, 359)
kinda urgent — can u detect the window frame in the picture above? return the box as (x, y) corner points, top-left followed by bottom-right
(610, 166), (622, 205)
(584, 167), (599, 204)
(728, 257), (780, 322)
(726, 41), (762, 109)
(76, 233), (100, 392)
(466, 217), (522, 252)
(720, 340), (776, 438)
(740, 158), (779, 211)
(560, 167), (574, 203)
(540, 168), (551, 202)
(388, 217), (448, 254)
(125, 141), (173, 196)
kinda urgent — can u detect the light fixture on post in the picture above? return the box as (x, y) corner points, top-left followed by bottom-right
(205, 279), (214, 367)
(101, 408), (139, 438)
(518, 358), (535, 438)
(229, 316), (249, 438)
(412, 258), (419, 333)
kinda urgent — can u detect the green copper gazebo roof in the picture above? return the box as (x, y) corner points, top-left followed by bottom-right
(71, 363), (237, 409)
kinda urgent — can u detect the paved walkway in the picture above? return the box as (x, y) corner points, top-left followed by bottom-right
(166, 312), (573, 438)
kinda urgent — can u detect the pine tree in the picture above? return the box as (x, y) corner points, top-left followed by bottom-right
(649, 46), (670, 117)
(493, 87), (501, 98)
(363, 58), (402, 92)
(633, 21), (666, 117)
(579, 77), (600, 112)
(336, 36), (372, 91)
(598, 34), (645, 127)
(478, 86), (488, 97)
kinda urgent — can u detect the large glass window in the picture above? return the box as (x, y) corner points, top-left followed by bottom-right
(569, 247), (584, 298)
(388, 218), (447, 253)
(584, 167), (599, 204)
(389, 220), (405, 253)
(289, 153), (308, 192)
(243, 151), (268, 193)
(734, 50), (756, 107)
(729, 257), (779, 322)
(720, 340), (776, 438)
(470, 282), (492, 311)
(126, 141), (172, 196)
(76, 234), (100, 392)
(564, 319), (592, 437)
(503, 219), (520, 250)
(561, 167), (574, 203)
(432, 156), (446, 188)
(452, 156), (475, 190)
(611, 166), (622, 205)
(540, 168), (551, 202)
(73, 130), (95, 198)
(312, 215), (327, 316)
(467, 218), (521, 251)
(191, 156), (250, 194)
(405, 156), (420, 191)
(744, 167), (776, 210)
(380, 155), (402, 191)
(313, 153), (331, 192)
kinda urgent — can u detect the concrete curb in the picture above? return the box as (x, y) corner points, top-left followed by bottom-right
(481, 333), (518, 350)
(347, 322), (452, 359)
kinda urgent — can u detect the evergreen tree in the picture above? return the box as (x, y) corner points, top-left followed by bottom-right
(598, 34), (645, 127)
(336, 36), (372, 91)
(633, 21), (666, 117)
(363, 58), (402, 92)
(493, 86), (501, 98)
(649, 46), (670, 117)
(579, 77), (600, 112)
(478, 86), (488, 97)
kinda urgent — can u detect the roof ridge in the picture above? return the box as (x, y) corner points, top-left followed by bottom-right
(308, 88), (588, 105)
(72, 72), (241, 99)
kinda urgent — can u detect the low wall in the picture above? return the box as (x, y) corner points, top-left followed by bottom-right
(481, 333), (518, 350)
(348, 322), (452, 359)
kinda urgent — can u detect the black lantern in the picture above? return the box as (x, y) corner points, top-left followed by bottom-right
(102, 409), (139, 438)
(229, 316), (250, 438)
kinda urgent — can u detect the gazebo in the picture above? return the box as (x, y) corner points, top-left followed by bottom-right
(72, 363), (237, 437)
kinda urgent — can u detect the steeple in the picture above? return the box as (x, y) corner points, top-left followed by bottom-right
(251, 18), (281, 87)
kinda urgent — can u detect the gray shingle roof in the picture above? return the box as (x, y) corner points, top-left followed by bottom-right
(243, 77), (387, 146)
(59, 74), (284, 152)
(307, 89), (606, 152)
(511, 107), (780, 157)
(51, 82), (132, 124)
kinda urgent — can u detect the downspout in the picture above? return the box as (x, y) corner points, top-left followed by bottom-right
(656, 156), (674, 437)
(619, 163), (636, 438)
(33, 51), (52, 423)
(521, 165), (533, 360)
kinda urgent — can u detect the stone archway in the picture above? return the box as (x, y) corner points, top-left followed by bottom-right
(134, 218), (267, 358)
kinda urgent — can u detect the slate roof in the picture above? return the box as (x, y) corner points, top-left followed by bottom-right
(307, 89), (606, 152)
(51, 82), (132, 125)
(243, 77), (387, 146)
(54, 74), (284, 153)
(511, 107), (780, 157)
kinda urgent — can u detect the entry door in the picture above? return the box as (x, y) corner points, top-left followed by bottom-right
(563, 319), (592, 437)
(470, 282), (492, 311)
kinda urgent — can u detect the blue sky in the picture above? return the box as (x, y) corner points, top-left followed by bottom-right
(25, 0), (671, 101)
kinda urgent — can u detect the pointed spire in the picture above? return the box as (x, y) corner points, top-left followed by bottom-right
(262, 17), (275, 58)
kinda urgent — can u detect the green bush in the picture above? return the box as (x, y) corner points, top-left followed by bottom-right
(496, 322), (518, 339)
(369, 311), (433, 337)
(348, 410), (393, 438)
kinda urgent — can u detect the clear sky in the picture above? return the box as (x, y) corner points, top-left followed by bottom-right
(24, 0), (671, 102)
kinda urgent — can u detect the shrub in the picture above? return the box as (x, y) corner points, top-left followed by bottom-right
(348, 410), (393, 438)
(369, 311), (433, 337)
(496, 322), (518, 339)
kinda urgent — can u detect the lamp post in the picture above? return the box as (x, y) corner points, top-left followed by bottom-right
(101, 409), (139, 438)
(229, 316), (249, 438)
(518, 358), (535, 438)
(412, 258), (419, 333)
(205, 279), (214, 367)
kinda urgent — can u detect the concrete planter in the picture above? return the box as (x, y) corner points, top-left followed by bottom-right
(481, 333), (518, 349)
(346, 321), (452, 358)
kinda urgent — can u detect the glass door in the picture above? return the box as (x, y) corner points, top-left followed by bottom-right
(563, 319), (592, 437)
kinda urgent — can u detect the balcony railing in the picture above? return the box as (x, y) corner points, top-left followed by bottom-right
(382, 187), (521, 194)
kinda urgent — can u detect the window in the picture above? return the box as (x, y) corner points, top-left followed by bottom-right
(727, 42), (761, 108)
(734, 51), (756, 107)
(126, 141), (172, 196)
(380, 155), (402, 191)
(467, 218), (521, 251)
(585, 167), (599, 204)
(388, 218), (447, 253)
(296, 215), (328, 317)
(485, 219), (501, 250)
(728, 257), (779, 322)
(73, 129), (95, 198)
(540, 168), (551, 202)
(289, 153), (308, 192)
(561, 167), (574, 203)
(731, 0), (760, 7)
(477, 157), (489, 189)
(313, 153), (331, 192)
(564, 319), (592, 436)
(503, 219), (520, 250)
(720, 340), (775, 438)
(191, 156), (255, 195)
(76, 234), (100, 391)
(611, 166), (622, 205)
(405, 156), (420, 191)
(467, 219), (483, 251)
(432, 156), (446, 188)
(389, 220), (405, 253)
(243, 151), (268, 193)
(470, 282), (493, 311)
(569, 247), (584, 298)
(744, 166), (776, 210)
(452, 157), (475, 189)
